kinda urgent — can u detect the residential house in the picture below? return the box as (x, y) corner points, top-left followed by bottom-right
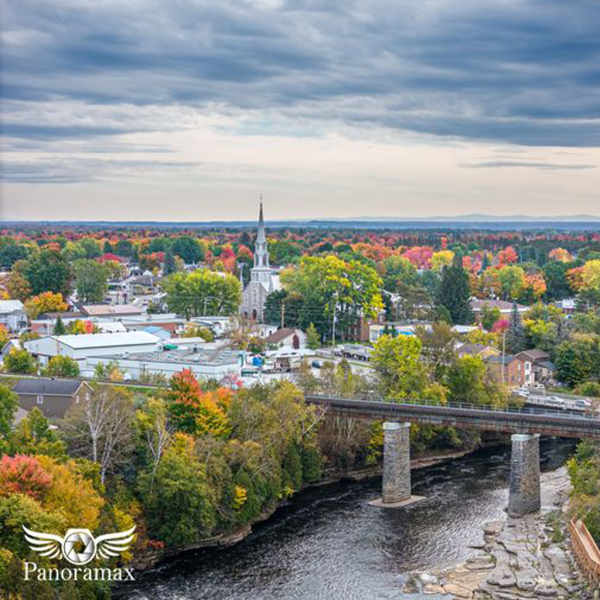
(484, 354), (531, 387)
(1, 338), (21, 362)
(471, 299), (528, 317)
(12, 379), (93, 419)
(80, 304), (144, 319)
(553, 298), (577, 315)
(265, 327), (307, 350)
(0, 300), (27, 333)
(456, 343), (500, 360)
(515, 349), (556, 386)
(31, 311), (85, 336)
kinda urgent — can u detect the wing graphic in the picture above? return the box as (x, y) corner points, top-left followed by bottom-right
(95, 526), (136, 559)
(23, 526), (63, 560)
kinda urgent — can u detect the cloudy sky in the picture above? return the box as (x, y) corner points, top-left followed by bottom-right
(1, 0), (599, 221)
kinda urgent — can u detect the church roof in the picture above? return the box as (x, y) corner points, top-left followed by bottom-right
(257, 202), (266, 243)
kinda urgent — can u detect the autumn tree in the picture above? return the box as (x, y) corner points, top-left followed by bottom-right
(17, 250), (72, 297)
(371, 335), (427, 399)
(164, 270), (242, 318)
(42, 355), (80, 378)
(24, 291), (68, 319)
(168, 369), (230, 437)
(0, 384), (18, 447)
(63, 385), (136, 483)
(4, 349), (37, 374)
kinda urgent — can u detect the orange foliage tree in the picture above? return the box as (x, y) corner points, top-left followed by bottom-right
(168, 369), (231, 437)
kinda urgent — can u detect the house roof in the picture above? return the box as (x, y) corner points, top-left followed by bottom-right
(265, 327), (299, 343)
(80, 304), (143, 317)
(53, 331), (160, 349)
(538, 360), (556, 370)
(457, 343), (488, 356)
(515, 349), (550, 362)
(485, 354), (520, 366)
(38, 311), (83, 320)
(13, 378), (88, 397)
(0, 300), (25, 314)
(470, 299), (527, 312)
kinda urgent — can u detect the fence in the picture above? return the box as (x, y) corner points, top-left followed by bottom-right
(570, 518), (600, 588)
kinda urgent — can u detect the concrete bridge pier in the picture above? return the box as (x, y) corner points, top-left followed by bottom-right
(369, 422), (425, 508)
(508, 433), (541, 517)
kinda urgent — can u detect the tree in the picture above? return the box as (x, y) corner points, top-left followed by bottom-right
(436, 262), (473, 325)
(42, 355), (80, 378)
(19, 250), (72, 297)
(582, 260), (600, 291)
(4, 349), (37, 374)
(136, 398), (172, 479)
(5, 271), (31, 301)
(168, 369), (230, 437)
(74, 259), (109, 303)
(53, 315), (66, 335)
(24, 291), (68, 319)
(281, 255), (383, 341)
(163, 247), (177, 275)
(139, 433), (215, 547)
(498, 265), (526, 300)
(480, 303), (501, 332)
(306, 322), (320, 350)
(415, 321), (457, 380)
(0, 325), (9, 349)
(172, 236), (203, 264)
(371, 335), (427, 399)
(505, 302), (526, 354)
(164, 270), (242, 318)
(447, 355), (506, 407)
(0, 384), (18, 445)
(63, 385), (135, 483)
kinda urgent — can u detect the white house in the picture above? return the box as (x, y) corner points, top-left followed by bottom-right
(0, 300), (27, 333)
(264, 327), (307, 349)
(24, 331), (161, 369)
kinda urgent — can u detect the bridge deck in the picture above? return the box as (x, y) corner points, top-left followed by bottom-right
(305, 395), (600, 439)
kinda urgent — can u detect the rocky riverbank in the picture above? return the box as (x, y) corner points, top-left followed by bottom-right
(404, 466), (593, 599)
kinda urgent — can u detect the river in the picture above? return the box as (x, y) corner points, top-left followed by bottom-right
(119, 438), (576, 600)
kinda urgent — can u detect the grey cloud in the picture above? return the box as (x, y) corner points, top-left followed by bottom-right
(464, 161), (597, 170)
(1, 0), (599, 148)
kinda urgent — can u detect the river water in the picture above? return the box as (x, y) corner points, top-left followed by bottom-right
(119, 438), (576, 600)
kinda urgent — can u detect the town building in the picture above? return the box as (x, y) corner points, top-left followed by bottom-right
(85, 347), (241, 381)
(0, 300), (27, 333)
(12, 379), (93, 419)
(240, 203), (281, 322)
(515, 349), (557, 387)
(456, 343), (500, 360)
(24, 331), (161, 368)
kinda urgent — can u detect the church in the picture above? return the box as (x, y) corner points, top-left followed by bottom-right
(240, 203), (281, 321)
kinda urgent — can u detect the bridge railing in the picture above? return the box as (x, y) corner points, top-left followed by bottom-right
(306, 394), (598, 421)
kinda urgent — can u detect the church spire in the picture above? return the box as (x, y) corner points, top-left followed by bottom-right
(253, 197), (270, 270)
(257, 198), (266, 243)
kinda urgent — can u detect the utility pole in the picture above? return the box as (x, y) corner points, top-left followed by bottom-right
(331, 293), (338, 349)
(280, 302), (285, 329)
(501, 330), (506, 387)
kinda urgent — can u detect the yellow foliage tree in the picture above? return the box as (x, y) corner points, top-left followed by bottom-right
(24, 291), (68, 319)
(36, 456), (105, 530)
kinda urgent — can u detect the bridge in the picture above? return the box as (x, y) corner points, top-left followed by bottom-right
(305, 395), (600, 515)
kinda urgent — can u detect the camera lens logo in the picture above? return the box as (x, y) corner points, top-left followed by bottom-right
(63, 530), (96, 565)
(23, 526), (136, 565)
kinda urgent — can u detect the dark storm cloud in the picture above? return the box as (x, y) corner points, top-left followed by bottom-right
(2, 0), (599, 146)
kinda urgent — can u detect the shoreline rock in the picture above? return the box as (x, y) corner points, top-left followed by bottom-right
(406, 466), (592, 600)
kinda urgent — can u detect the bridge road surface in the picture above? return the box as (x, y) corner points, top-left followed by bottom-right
(304, 395), (600, 439)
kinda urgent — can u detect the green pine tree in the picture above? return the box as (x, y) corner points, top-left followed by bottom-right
(53, 315), (66, 335)
(505, 301), (526, 353)
(436, 262), (473, 325)
(164, 248), (177, 276)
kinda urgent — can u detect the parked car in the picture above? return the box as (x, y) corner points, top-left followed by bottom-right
(311, 360), (323, 369)
(514, 387), (530, 398)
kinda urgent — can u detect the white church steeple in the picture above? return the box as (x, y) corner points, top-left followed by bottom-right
(253, 200), (270, 270)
